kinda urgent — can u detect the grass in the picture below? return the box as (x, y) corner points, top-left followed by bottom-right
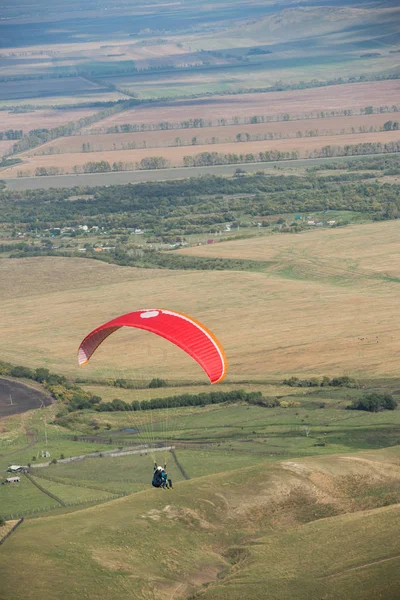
(1, 392), (398, 521)
(1, 217), (400, 381)
(81, 383), (306, 402)
(0, 447), (399, 599)
(0, 475), (57, 517)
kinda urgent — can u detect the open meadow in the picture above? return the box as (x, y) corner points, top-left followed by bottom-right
(1, 219), (400, 379)
(178, 219), (400, 279)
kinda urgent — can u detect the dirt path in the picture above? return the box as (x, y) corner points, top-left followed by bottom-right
(0, 429), (36, 458)
(323, 554), (400, 578)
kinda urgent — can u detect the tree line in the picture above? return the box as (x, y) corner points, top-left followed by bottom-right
(0, 130), (23, 141)
(95, 389), (270, 412)
(5, 99), (139, 157)
(2, 169), (400, 237)
(28, 141), (400, 179)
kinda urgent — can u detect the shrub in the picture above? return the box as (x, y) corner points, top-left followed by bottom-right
(148, 378), (167, 388)
(349, 392), (397, 412)
(330, 376), (358, 388)
(279, 400), (301, 408)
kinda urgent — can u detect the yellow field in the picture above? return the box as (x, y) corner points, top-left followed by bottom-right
(178, 219), (400, 278)
(1, 220), (400, 380)
(4, 130), (400, 177)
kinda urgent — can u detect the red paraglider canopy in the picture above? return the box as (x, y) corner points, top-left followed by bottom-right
(78, 309), (227, 384)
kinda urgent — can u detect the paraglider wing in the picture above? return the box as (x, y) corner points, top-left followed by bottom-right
(78, 309), (227, 384)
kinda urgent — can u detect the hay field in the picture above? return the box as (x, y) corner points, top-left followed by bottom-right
(1, 218), (400, 380)
(5, 130), (400, 177)
(179, 220), (400, 279)
(89, 81), (400, 128)
(29, 113), (395, 156)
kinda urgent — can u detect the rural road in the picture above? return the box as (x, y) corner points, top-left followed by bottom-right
(3, 153), (395, 191)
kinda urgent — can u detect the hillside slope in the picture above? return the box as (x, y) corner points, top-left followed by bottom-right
(1, 447), (399, 599)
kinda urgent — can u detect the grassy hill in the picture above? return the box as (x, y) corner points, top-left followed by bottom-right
(1, 219), (400, 379)
(1, 447), (399, 599)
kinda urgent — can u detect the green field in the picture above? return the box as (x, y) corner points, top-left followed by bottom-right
(1, 447), (399, 599)
(1, 386), (399, 520)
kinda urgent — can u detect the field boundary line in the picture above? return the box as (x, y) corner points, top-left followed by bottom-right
(24, 472), (66, 506)
(170, 449), (190, 480)
(0, 518), (24, 547)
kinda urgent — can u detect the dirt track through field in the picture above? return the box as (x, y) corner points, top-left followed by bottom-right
(323, 554), (400, 578)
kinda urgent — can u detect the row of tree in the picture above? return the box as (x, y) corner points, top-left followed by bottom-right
(5, 99), (138, 157)
(96, 389), (269, 412)
(86, 106), (400, 136)
(52, 142), (400, 175)
(283, 376), (358, 388)
(0, 130), (23, 140)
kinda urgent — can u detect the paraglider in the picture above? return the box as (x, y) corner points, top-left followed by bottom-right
(78, 308), (227, 384)
(78, 308), (227, 490)
(152, 463), (173, 489)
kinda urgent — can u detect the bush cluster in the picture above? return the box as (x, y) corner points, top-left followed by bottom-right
(349, 393), (397, 412)
(96, 389), (274, 412)
(283, 375), (358, 388)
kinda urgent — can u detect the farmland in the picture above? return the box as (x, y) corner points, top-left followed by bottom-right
(2, 78), (398, 179)
(3, 130), (400, 177)
(88, 81), (400, 129)
(178, 219), (400, 278)
(0, 77), (114, 102)
(1, 1), (400, 598)
(28, 113), (399, 155)
(2, 153), (398, 190)
(0, 107), (104, 134)
(0, 378), (50, 417)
